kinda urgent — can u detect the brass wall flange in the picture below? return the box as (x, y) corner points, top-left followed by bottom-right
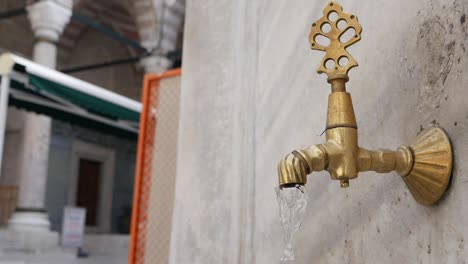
(277, 1), (453, 205)
(403, 127), (453, 205)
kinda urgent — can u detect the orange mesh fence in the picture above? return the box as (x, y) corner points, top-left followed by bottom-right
(129, 69), (181, 264)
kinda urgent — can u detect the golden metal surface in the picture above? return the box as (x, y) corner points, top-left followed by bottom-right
(326, 92), (356, 128)
(403, 127), (453, 205)
(309, 1), (362, 80)
(278, 153), (309, 187)
(278, 145), (327, 187)
(277, 0), (453, 205)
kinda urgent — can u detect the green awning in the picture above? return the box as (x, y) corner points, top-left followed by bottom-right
(0, 53), (141, 139)
(29, 75), (139, 122)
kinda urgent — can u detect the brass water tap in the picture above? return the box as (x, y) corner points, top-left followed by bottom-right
(278, 1), (453, 205)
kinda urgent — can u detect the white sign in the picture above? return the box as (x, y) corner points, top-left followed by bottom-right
(61, 206), (86, 248)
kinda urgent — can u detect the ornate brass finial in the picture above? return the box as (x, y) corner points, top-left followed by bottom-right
(309, 1), (362, 80)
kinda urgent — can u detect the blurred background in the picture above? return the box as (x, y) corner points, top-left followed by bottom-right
(0, 0), (184, 263)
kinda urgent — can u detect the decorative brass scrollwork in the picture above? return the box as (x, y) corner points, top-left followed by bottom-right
(308, 1), (362, 79)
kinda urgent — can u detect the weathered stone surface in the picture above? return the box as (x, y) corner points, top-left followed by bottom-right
(172, 0), (468, 263)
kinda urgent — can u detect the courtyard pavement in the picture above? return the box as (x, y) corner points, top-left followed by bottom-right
(0, 249), (127, 264)
(0, 230), (129, 264)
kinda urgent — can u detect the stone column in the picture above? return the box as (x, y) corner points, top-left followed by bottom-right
(8, 0), (72, 231)
(139, 0), (185, 74)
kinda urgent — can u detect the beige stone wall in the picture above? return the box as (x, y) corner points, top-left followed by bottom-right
(64, 29), (143, 100)
(0, 1), (33, 58)
(171, 0), (468, 263)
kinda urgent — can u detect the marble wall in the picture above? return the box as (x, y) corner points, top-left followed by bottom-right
(171, 0), (468, 263)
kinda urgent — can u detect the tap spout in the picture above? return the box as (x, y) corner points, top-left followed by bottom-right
(278, 144), (328, 188)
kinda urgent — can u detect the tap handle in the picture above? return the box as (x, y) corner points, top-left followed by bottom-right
(309, 1), (362, 80)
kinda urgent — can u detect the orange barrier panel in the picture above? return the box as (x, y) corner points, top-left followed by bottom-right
(129, 69), (181, 264)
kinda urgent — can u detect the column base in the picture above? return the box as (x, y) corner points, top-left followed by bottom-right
(140, 55), (172, 73)
(8, 211), (51, 232)
(0, 229), (59, 254)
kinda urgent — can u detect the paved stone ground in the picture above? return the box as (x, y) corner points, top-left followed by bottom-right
(0, 250), (127, 264)
(0, 230), (128, 264)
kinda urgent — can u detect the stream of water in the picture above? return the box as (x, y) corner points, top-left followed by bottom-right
(275, 185), (308, 262)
